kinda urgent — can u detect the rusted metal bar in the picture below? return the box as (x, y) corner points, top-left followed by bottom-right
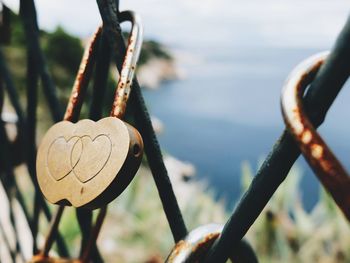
(205, 15), (350, 262)
(96, 0), (188, 242)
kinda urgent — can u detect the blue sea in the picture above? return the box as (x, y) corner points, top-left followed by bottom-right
(142, 46), (350, 210)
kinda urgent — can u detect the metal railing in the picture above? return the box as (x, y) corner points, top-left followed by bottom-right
(0, 0), (349, 262)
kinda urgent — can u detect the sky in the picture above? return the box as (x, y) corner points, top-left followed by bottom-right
(2, 0), (349, 49)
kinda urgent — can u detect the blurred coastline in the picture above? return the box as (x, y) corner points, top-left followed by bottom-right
(3, 0), (350, 209)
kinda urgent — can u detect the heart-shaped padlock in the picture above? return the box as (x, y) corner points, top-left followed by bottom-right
(36, 117), (142, 208)
(36, 10), (143, 210)
(281, 51), (350, 220)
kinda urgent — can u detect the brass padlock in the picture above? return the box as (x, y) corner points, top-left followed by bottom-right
(36, 10), (144, 210)
(281, 51), (350, 221)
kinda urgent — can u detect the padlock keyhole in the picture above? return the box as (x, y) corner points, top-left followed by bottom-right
(133, 144), (141, 157)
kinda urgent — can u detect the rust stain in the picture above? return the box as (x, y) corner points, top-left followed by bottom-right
(190, 232), (220, 262)
(64, 27), (102, 122)
(192, 232), (219, 253)
(110, 12), (143, 119)
(301, 130), (312, 144)
(310, 144), (323, 159)
(167, 231), (221, 262)
(167, 240), (190, 262)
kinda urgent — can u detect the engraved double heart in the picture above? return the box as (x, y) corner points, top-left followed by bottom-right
(46, 135), (112, 183)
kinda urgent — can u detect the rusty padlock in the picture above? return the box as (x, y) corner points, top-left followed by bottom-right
(281, 51), (350, 221)
(166, 224), (258, 263)
(36, 10), (143, 210)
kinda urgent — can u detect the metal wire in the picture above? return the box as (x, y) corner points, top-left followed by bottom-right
(96, 0), (188, 243)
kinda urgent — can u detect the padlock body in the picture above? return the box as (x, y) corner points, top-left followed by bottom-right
(36, 117), (143, 209)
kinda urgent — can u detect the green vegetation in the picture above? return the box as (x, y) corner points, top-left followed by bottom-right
(139, 40), (172, 65)
(44, 161), (349, 262)
(56, 165), (228, 262)
(3, 10), (173, 129)
(243, 161), (350, 263)
(44, 26), (84, 75)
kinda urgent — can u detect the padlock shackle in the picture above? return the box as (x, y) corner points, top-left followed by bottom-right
(64, 27), (102, 122)
(110, 10), (143, 119)
(64, 11), (143, 121)
(281, 51), (350, 221)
